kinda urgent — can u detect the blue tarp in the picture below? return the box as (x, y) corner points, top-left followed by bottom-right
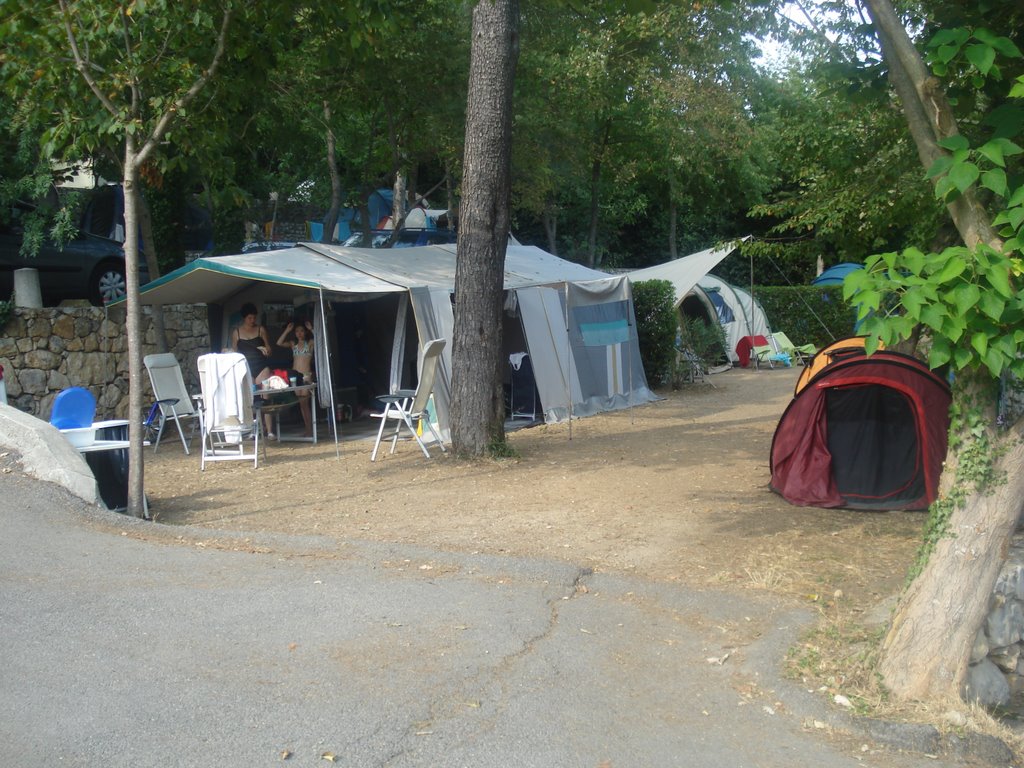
(812, 262), (863, 286)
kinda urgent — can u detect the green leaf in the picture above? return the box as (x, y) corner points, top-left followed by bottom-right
(926, 155), (954, 178)
(929, 337), (952, 368)
(856, 289), (881, 314)
(966, 44), (996, 75)
(930, 28), (969, 48)
(931, 254), (967, 283)
(978, 291), (1007, 321)
(995, 138), (1023, 157)
(994, 335), (1018, 359)
(942, 313), (967, 342)
(985, 104), (1024, 135)
(901, 248), (926, 276)
(934, 176), (958, 201)
(938, 135), (969, 152)
(984, 263), (1013, 298)
(978, 140), (1006, 168)
(970, 331), (988, 357)
(974, 30), (1022, 59)
(981, 168), (1008, 197)
(949, 161), (980, 192)
(953, 344), (974, 369)
(901, 290), (924, 319)
(919, 303), (946, 331)
(984, 348), (1005, 377)
(952, 282), (981, 315)
(936, 44), (960, 65)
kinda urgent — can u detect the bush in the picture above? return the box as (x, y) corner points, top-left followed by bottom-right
(754, 285), (857, 349)
(679, 314), (727, 368)
(632, 279), (677, 385)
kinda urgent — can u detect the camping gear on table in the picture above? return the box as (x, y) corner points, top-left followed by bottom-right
(770, 340), (951, 511)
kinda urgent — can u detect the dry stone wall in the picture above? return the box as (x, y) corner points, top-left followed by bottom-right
(967, 532), (1024, 707)
(0, 305), (209, 421)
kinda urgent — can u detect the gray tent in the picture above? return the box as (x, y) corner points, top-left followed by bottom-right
(625, 240), (770, 365)
(138, 243), (656, 439)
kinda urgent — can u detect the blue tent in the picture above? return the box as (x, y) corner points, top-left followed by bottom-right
(812, 262), (863, 286)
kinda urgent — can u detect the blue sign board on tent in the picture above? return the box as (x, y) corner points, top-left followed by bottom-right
(578, 317), (631, 346)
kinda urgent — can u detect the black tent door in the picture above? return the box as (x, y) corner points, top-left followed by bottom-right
(825, 384), (925, 509)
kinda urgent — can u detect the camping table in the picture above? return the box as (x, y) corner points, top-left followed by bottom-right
(257, 383), (318, 444)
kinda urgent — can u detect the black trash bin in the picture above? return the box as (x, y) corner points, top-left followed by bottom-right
(85, 420), (130, 511)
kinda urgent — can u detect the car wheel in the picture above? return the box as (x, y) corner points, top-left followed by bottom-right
(90, 261), (128, 306)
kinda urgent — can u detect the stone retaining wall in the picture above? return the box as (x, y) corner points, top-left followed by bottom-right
(968, 532), (1024, 707)
(0, 305), (210, 421)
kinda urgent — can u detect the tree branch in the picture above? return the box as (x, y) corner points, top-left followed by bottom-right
(135, 5), (234, 168)
(120, 7), (140, 119)
(58, 0), (120, 118)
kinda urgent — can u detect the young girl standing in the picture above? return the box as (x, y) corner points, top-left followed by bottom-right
(277, 319), (316, 436)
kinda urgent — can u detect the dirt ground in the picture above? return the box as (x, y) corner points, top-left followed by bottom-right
(145, 365), (929, 622)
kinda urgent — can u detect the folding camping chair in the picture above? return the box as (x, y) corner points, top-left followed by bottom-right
(370, 339), (448, 461)
(770, 331), (817, 366)
(196, 353), (260, 470)
(143, 353), (199, 454)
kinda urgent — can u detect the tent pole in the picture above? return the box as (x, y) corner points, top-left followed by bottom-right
(319, 288), (340, 459)
(565, 283), (572, 441)
(749, 247), (759, 372)
(625, 275), (634, 422)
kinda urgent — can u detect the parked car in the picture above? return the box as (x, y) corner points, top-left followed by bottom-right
(0, 204), (151, 306)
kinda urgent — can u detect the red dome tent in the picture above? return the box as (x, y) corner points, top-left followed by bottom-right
(770, 340), (951, 510)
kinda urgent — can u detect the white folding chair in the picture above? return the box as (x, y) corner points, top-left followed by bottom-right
(371, 339), (448, 461)
(196, 353), (259, 470)
(143, 353), (199, 454)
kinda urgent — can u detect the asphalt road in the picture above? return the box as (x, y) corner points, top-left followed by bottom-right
(0, 466), (997, 768)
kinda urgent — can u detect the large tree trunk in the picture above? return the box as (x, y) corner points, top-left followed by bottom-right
(586, 123), (610, 268)
(668, 195), (678, 261)
(862, 0), (1013, 702)
(586, 154), (601, 268)
(322, 101), (342, 244)
(450, 0), (519, 457)
(878, 375), (1024, 699)
(122, 140), (146, 518)
(542, 202), (558, 255)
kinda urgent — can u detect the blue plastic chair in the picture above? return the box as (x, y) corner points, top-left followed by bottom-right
(50, 387), (97, 429)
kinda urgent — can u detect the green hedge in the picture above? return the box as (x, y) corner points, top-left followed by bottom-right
(753, 285), (858, 349)
(632, 279), (678, 384)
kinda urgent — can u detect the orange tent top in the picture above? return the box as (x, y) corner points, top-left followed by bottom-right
(794, 336), (884, 395)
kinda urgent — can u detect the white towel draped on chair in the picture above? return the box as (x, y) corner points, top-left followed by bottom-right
(197, 353), (259, 468)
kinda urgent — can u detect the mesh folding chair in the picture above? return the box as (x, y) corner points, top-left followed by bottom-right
(143, 353), (199, 454)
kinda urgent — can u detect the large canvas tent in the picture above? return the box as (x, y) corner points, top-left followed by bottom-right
(770, 341), (951, 510)
(695, 276), (771, 364)
(624, 240), (771, 365)
(137, 243), (656, 439)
